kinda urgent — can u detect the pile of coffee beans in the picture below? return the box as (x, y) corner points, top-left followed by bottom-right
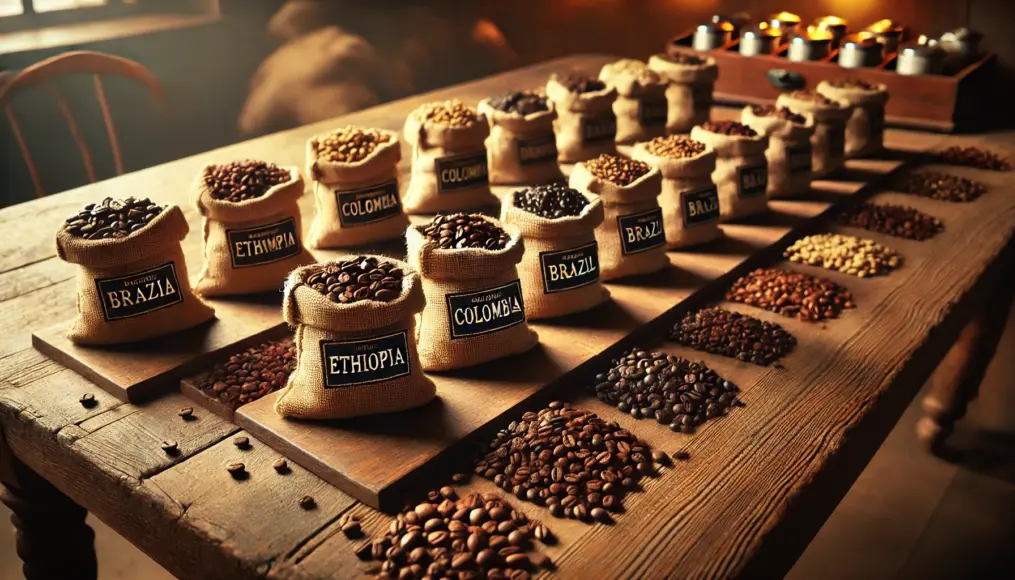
(204, 160), (291, 202)
(302, 257), (404, 304)
(584, 153), (651, 186)
(786, 90), (835, 106)
(196, 338), (295, 410)
(488, 91), (550, 115)
(311, 127), (393, 163)
(553, 73), (607, 94)
(362, 490), (553, 579)
(660, 52), (706, 65)
(423, 214), (511, 250)
(726, 268), (856, 322)
(644, 135), (707, 159)
(828, 79), (878, 90)
(416, 100), (481, 127)
(699, 120), (758, 137)
(937, 146), (1011, 171)
(893, 171), (987, 202)
(64, 197), (164, 240)
(836, 202), (943, 241)
(785, 233), (902, 278)
(475, 401), (661, 520)
(750, 105), (806, 124)
(591, 350), (742, 433)
(513, 183), (589, 219)
(669, 306), (796, 366)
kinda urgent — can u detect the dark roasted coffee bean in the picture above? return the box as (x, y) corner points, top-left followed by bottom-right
(837, 202), (943, 241)
(488, 90), (550, 115)
(422, 213), (511, 250)
(298, 495), (316, 510)
(272, 458), (289, 473)
(204, 160), (291, 202)
(79, 393), (97, 408)
(938, 145), (1011, 171)
(311, 127), (393, 163)
(414, 99), (480, 127)
(301, 258), (404, 304)
(726, 267), (856, 322)
(583, 153), (651, 186)
(669, 306), (797, 366)
(226, 462), (246, 478)
(513, 183), (589, 219)
(750, 104), (806, 124)
(63, 197), (164, 240)
(893, 170), (987, 203)
(700, 120), (758, 137)
(233, 435), (250, 449)
(177, 406), (194, 419)
(553, 73), (607, 94)
(195, 337), (295, 410)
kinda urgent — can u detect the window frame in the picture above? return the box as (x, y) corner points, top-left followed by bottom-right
(0, 1), (156, 34)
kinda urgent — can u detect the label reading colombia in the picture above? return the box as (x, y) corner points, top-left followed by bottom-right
(446, 280), (526, 339)
(95, 262), (183, 321)
(320, 331), (411, 389)
(227, 218), (302, 268)
(737, 164), (768, 198)
(581, 114), (617, 143)
(335, 180), (403, 227)
(639, 98), (668, 127)
(786, 145), (813, 174)
(681, 185), (720, 226)
(539, 241), (599, 294)
(516, 134), (558, 165)
(436, 151), (489, 193)
(618, 207), (666, 255)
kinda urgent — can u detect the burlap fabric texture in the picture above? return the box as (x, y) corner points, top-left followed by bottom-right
(598, 59), (668, 144)
(647, 53), (718, 134)
(816, 81), (889, 159)
(741, 107), (816, 199)
(477, 98), (562, 185)
(689, 125), (769, 222)
(777, 92), (852, 177)
(546, 76), (618, 163)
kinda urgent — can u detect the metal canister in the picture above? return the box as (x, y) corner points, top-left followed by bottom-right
(813, 16), (848, 48)
(838, 34), (885, 68)
(767, 11), (801, 34)
(865, 19), (905, 54)
(711, 14), (740, 39)
(693, 22), (733, 51)
(896, 41), (944, 75)
(787, 31), (833, 62)
(739, 26), (780, 56)
(939, 27), (984, 62)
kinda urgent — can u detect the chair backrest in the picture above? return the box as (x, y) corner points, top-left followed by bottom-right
(0, 50), (164, 199)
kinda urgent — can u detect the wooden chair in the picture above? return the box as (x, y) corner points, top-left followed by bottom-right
(0, 50), (164, 199)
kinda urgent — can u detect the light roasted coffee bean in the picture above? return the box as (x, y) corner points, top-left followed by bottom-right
(725, 267), (856, 322)
(644, 135), (707, 159)
(301, 257), (404, 304)
(204, 160), (290, 202)
(785, 233), (902, 278)
(552, 73), (607, 94)
(669, 306), (797, 366)
(584, 153), (651, 186)
(63, 197), (164, 240)
(311, 126), (393, 163)
(422, 213), (511, 250)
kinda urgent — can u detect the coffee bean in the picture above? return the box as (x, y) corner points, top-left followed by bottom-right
(177, 406), (194, 420)
(505, 553), (531, 568)
(673, 450), (691, 461)
(311, 127), (393, 163)
(204, 160), (291, 202)
(828, 78), (878, 90)
(63, 197), (164, 240)
(452, 473), (468, 483)
(644, 135), (707, 159)
(552, 73), (607, 94)
(836, 202), (943, 241)
(785, 233), (902, 278)
(79, 393), (97, 408)
(233, 435), (250, 449)
(590, 507), (611, 523)
(938, 146), (1011, 171)
(226, 462), (246, 478)
(488, 91), (549, 115)
(298, 495), (315, 510)
(302, 257), (404, 304)
(583, 153), (651, 186)
(659, 51), (706, 65)
(699, 120), (758, 137)
(195, 337), (295, 410)
(726, 267), (856, 322)
(439, 485), (457, 500)
(273, 458), (289, 473)
(894, 170), (987, 203)
(750, 105), (806, 124)
(342, 519), (363, 538)
(422, 213), (511, 250)
(414, 99), (480, 127)
(160, 440), (178, 454)
(513, 183), (589, 219)
(669, 306), (797, 366)
(786, 89), (834, 106)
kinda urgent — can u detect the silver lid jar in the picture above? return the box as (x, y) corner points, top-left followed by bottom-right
(739, 26), (781, 57)
(787, 31), (833, 62)
(813, 16), (849, 48)
(838, 34), (885, 68)
(865, 19), (905, 54)
(896, 42), (944, 76)
(767, 12), (801, 34)
(693, 22), (733, 51)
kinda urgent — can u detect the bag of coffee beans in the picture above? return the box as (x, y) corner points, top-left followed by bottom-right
(57, 198), (215, 345)
(690, 121), (769, 221)
(598, 59), (668, 144)
(777, 90), (852, 177)
(193, 160), (313, 296)
(306, 127), (409, 248)
(569, 154), (668, 281)
(478, 91), (562, 185)
(274, 256), (436, 419)
(546, 73), (618, 163)
(741, 105), (816, 199)
(631, 135), (721, 249)
(501, 183), (609, 319)
(816, 80), (889, 159)
(407, 214), (538, 371)
(647, 52), (718, 134)
(403, 100), (497, 214)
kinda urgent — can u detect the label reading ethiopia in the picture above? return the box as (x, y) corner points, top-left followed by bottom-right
(539, 242), (599, 294)
(446, 280), (526, 339)
(436, 152), (489, 193)
(226, 218), (301, 268)
(319, 331), (412, 389)
(335, 180), (403, 227)
(95, 262), (183, 321)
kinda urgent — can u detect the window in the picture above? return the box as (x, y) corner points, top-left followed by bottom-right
(0, 0), (150, 33)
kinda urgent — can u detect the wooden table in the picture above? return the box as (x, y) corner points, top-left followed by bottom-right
(1, 55), (1013, 580)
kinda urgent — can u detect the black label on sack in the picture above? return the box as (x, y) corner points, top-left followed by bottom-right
(692, 85), (713, 111)
(639, 98), (668, 127)
(681, 185), (720, 227)
(95, 262), (183, 322)
(869, 108), (886, 136)
(737, 164), (768, 198)
(446, 280), (526, 339)
(618, 207), (666, 255)
(226, 218), (302, 268)
(787, 145), (813, 174)
(319, 331), (412, 389)
(436, 151), (489, 193)
(581, 113), (617, 144)
(516, 133), (558, 166)
(336, 180), (403, 227)
(539, 241), (600, 294)
(827, 128), (846, 155)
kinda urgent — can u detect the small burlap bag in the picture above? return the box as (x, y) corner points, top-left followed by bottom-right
(777, 92), (852, 177)
(403, 110), (497, 214)
(194, 165), (313, 296)
(306, 129), (409, 248)
(741, 107), (816, 199)
(546, 77), (618, 163)
(599, 59), (669, 144)
(500, 193), (609, 319)
(631, 143), (721, 249)
(689, 126), (769, 222)
(406, 220), (538, 371)
(648, 53), (718, 134)
(569, 163), (668, 281)
(477, 99), (562, 185)
(816, 81), (889, 159)
(56, 205), (215, 345)
(274, 258), (435, 420)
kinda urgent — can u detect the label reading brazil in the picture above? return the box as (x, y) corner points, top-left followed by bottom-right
(618, 207), (666, 255)
(446, 280), (526, 339)
(681, 185), (720, 227)
(436, 151), (489, 193)
(786, 145), (813, 174)
(539, 241), (599, 294)
(581, 114), (617, 144)
(516, 134), (558, 166)
(320, 331), (411, 389)
(336, 180), (402, 227)
(639, 98), (668, 127)
(737, 163), (768, 198)
(226, 218), (301, 268)
(95, 262), (183, 321)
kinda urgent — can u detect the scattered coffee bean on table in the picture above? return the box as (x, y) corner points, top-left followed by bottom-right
(785, 90), (834, 106)
(63, 197), (164, 240)
(79, 393), (97, 407)
(937, 146), (1011, 171)
(475, 401), (658, 521)
(726, 268), (856, 322)
(669, 306), (797, 366)
(836, 202), (943, 241)
(591, 351), (742, 433)
(659, 52), (706, 65)
(196, 337), (296, 410)
(893, 171), (987, 202)
(785, 233), (902, 278)
(415, 99), (481, 127)
(423, 213), (511, 250)
(553, 73), (607, 94)
(513, 183), (589, 219)
(750, 105), (806, 124)
(302, 257), (405, 304)
(699, 120), (758, 137)
(488, 91), (550, 115)
(644, 135), (707, 159)
(584, 153), (651, 186)
(311, 126), (394, 163)
(204, 160), (291, 202)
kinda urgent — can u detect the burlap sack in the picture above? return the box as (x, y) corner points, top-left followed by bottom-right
(816, 81), (889, 159)
(546, 77), (618, 163)
(648, 53), (719, 134)
(403, 111), (497, 214)
(56, 205), (215, 345)
(569, 163), (668, 281)
(406, 220), (538, 371)
(500, 193), (609, 319)
(741, 107), (816, 199)
(598, 59), (668, 144)
(274, 258), (436, 419)
(193, 165), (313, 296)
(477, 99), (562, 185)
(776, 92), (852, 177)
(630, 143), (721, 249)
(689, 126), (769, 222)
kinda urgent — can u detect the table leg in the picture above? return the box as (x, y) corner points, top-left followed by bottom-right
(0, 429), (97, 580)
